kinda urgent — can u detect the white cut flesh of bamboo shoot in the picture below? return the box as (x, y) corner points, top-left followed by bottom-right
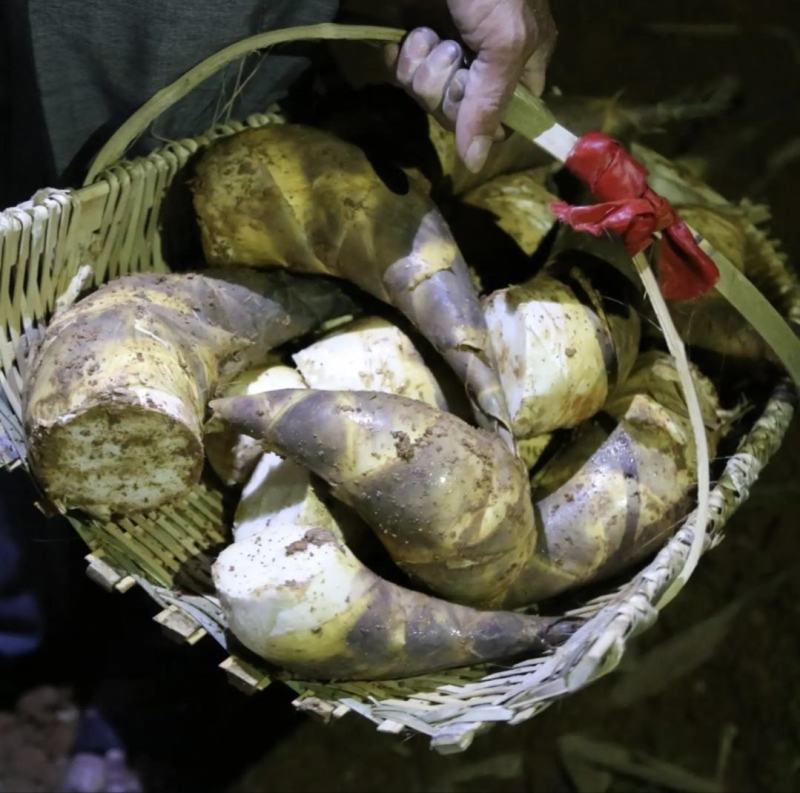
(206, 364), (305, 487)
(293, 317), (447, 410)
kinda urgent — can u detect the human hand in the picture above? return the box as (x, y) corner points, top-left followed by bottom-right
(386, 0), (557, 173)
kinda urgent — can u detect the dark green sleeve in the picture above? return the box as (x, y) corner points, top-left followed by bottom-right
(17, 0), (338, 188)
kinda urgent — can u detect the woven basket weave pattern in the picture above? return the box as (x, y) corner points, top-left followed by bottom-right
(0, 110), (796, 754)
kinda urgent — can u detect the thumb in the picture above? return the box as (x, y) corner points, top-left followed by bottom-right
(520, 18), (557, 97)
(455, 49), (523, 173)
(520, 45), (550, 97)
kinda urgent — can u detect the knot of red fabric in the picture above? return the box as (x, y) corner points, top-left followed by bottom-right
(550, 131), (719, 300)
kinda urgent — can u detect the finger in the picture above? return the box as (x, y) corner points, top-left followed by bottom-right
(439, 72), (504, 143)
(520, 26), (557, 96)
(442, 67), (468, 126)
(411, 40), (464, 112)
(396, 27), (441, 88)
(441, 73), (505, 145)
(456, 52), (523, 173)
(520, 55), (547, 97)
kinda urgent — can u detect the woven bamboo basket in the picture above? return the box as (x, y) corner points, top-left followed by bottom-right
(1, 27), (798, 754)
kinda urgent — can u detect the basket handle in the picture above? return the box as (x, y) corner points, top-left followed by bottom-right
(84, 23), (407, 184)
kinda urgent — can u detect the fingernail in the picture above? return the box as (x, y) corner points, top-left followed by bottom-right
(441, 41), (461, 65)
(447, 71), (467, 104)
(465, 135), (491, 173)
(408, 27), (437, 58)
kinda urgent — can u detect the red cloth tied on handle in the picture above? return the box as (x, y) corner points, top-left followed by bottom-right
(550, 131), (719, 300)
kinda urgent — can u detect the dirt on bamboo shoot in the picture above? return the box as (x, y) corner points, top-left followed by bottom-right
(23, 270), (355, 516)
(213, 517), (574, 680)
(212, 351), (722, 608)
(211, 389), (533, 607)
(292, 316), (447, 410)
(205, 363), (303, 486)
(505, 352), (724, 604)
(192, 124), (512, 444)
(484, 255), (641, 439)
